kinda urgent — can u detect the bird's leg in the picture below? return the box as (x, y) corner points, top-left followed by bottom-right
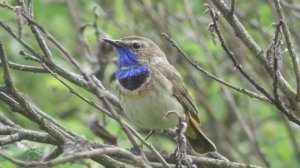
(140, 130), (155, 149)
(145, 130), (155, 141)
(164, 111), (191, 167)
(174, 117), (191, 168)
(131, 130), (156, 155)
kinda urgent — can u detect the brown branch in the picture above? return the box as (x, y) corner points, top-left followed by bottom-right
(0, 1), (269, 167)
(14, 4), (145, 159)
(274, 0), (300, 100)
(0, 14), (156, 166)
(0, 126), (59, 145)
(161, 33), (270, 103)
(43, 65), (165, 166)
(0, 19), (121, 112)
(273, 21), (283, 103)
(210, 0), (296, 102)
(206, 6), (273, 101)
(42, 64), (113, 118)
(89, 113), (117, 145)
(205, 6), (300, 125)
(19, 50), (42, 63)
(0, 41), (72, 143)
(146, 152), (261, 168)
(0, 89), (76, 142)
(0, 147), (147, 168)
(176, 3), (270, 163)
(0, 61), (47, 73)
(0, 113), (20, 128)
(42, 147), (63, 161)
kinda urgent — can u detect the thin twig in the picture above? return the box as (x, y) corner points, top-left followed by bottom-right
(43, 64), (164, 167)
(1, 13), (144, 163)
(0, 147), (146, 167)
(0, 41), (14, 87)
(42, 64), (113, 118)
(43, 147), (63, 161)
(126, 124), (170, 168)
(273, 21), (283, 103)
(16, 5), (144, 157)
(205, 5), (300, 126)
(274, 0), (300, 100)
(210, 0), (296, 102)
(0, 126), (59, 145)
(161, 33), (270, 103)
(0, 19), (120, 112)
(19, 50), (42, 63)
(0, 113), (20, 128)
(2, 4), (126, 147)
(0, 61), (47, 73)
(0, 41), (71, 143)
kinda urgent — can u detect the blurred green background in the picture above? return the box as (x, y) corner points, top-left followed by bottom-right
(0, 0), (300, 167)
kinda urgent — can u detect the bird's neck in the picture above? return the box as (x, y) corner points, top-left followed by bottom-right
(116, 47), (150, 91)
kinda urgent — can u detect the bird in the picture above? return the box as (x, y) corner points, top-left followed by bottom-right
(103, 36), (216, 154)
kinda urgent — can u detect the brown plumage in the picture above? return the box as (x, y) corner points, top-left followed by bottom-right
(103, 36), (216, 154)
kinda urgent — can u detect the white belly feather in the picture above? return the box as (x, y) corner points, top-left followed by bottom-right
(118, 72), (185, 129)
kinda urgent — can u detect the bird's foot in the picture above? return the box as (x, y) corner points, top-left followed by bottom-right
(173, 116), (192, 167)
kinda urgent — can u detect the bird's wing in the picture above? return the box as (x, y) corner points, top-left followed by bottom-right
(157, 62), (200, 124)
(157, 61), (216, 153)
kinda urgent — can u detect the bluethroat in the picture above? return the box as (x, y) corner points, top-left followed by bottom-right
(103, 36), (216, 153)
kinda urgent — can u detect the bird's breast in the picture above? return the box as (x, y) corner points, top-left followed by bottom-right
(117, 71), (185, 129)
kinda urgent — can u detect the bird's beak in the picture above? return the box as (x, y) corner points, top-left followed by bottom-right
(102, 38), (123, 48)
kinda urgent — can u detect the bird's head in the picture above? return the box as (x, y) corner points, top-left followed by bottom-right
(103, 36), (166, 68)
(103, 36), (167, 90)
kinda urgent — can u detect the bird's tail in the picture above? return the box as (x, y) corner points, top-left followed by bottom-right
(184, 115), (216, 154)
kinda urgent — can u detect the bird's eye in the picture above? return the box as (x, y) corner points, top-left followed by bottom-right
(131, 42), (142, 50)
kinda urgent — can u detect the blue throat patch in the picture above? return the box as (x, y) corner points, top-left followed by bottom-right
(116, 48), (149, 90)
(116, 47), (138, 67)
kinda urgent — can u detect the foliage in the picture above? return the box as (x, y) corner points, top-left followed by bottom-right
(0, 0), (300, 167)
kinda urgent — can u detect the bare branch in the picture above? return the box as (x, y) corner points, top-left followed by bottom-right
(0, 113), (20, 128)
(205, 5), (300, 125)
(161, 33), (270, 103)
(42, 147), (63, 161)
(89, 113), (117, 145)
(273, 21), (283, 103)
(274, 0), (300, 100)
(0, 147), (147, 168)
(210, 0), (296, 102)
(0, 41), (72, 143)
(146, 152), (261, 168)
(0, 61), (47, 73)
(0, 19), (120, 111)
(19, 50), (42, 63)
(0, 126), (59, 145)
